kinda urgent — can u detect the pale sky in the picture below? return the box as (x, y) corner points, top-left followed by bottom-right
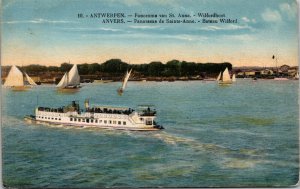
(1, 0), (299, 67)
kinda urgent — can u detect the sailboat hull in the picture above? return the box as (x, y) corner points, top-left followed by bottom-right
(11, 86), (31, 91)
(218, 81), (233, 85)
(117, 88), (124, 96)
(57, 86), (81, 93)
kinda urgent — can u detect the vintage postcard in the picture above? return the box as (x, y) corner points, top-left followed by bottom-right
(1, 0), (299, 188)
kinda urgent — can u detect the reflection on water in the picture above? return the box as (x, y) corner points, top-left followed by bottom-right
(2, 80), (299, 187)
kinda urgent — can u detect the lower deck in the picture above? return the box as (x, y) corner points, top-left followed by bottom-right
(25, 115), (161, 131)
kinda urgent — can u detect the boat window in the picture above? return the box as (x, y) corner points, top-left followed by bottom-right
(82, 119), (85, 122)
(42, 117), (44, 119)
(99, 120), (102, 123)
(70, 118), (73, 121)
(78, 119), (81, 122)
(123, 121), (126, 125)
(109, 120), (112, 124)
(104, 120), (107, 124)
(113, 121), (116, 124)
(74, 118), (77, 121)
(118, 121), (121, 125)
(55, 118), (57, 120)
(140, 118), (144, 121)
(91, 119), (94, 123)
(146, 119), (152, 125)
(95, 119), (98, 123)
(59, 118), (61, 120)
(86, 119), (89, 123)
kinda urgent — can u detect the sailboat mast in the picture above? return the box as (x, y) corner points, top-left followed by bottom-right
(276, 56), (278, 76)
(66, 72), (69, 86)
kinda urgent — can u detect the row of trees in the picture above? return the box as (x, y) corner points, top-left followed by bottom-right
(3, 59), (232, 77)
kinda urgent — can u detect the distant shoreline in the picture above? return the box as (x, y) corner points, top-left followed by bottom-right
(1, 60), (298, 84)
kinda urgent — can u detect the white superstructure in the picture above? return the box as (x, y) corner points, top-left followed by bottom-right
(26, 101), (164, 131)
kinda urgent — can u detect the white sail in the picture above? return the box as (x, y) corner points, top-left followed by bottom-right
(25, 73), (37, 86)
(222, 67), (231, 82)
(232, 74), (236, 82)
(216, 72), (221, 81)
(4, 65), (24, 87)
(67, 64), (80, 86)
(121, 69), (132, 91)
(56, 73), (68, 88)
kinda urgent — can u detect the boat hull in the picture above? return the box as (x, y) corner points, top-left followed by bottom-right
(218, 81), (233, 85)
(57, 87), (81, 93)
(24, 115), (163, 131)
(11, 86), (31, 91)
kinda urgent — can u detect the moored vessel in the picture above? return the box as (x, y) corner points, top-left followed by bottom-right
(25, 100), (164, 131)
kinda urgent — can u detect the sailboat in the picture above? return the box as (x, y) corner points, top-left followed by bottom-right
(217, 67), (233, 85)
(232, 74), (236, 82)
(118, 69), (132, 95)
(56, 64), (81, 90)
(4, 65), (37, 90)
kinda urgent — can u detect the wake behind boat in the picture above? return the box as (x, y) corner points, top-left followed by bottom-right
(24, 100), (164, 131)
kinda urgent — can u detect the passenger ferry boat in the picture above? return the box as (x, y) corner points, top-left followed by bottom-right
(25, 100), (164, 131)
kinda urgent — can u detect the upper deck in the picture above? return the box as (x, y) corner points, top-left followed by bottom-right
(36, 101), (156, 117)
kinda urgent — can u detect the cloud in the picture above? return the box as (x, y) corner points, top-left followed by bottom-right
(2, 18), (76, 24)
(242, 17), (250, 22)
(279, 3), (297, 19)
(242, 17), (256, 23)
(62, 27), (122, 32)
(163, 35), (205, 41)
(129, 25), (161, 29)
(200, 24), (252, 31)
(261, 8), (282, 22)
(80, 31), (207, 42)
(119, 0), (140, 6)
(223, 34), (255, 42)
(98, 27), (121, 32)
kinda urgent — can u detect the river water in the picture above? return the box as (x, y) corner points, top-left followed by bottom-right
(2, 79), (299, 187)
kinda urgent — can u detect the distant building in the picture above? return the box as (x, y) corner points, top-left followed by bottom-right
(244, 71), (256, 76)
(261, 69), (273, 75)
(280, 65), (290, 72)
(237, 72), (244, 77)
(288, 67), (298, 77)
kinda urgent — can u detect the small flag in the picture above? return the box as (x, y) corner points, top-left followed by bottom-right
(272, 55), (275, 59)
